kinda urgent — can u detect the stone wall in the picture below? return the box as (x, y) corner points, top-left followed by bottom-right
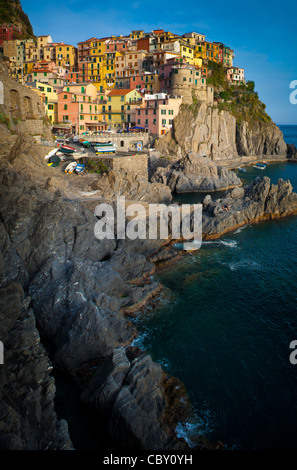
(96, 154), (148, 179)
(79, 133), (151, 152)
(171, 67), (213, 105)
(0, 65), (44, 121)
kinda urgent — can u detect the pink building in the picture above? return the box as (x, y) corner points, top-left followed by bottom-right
(135, 93), (182, 136)
(57, 87), (107, 133)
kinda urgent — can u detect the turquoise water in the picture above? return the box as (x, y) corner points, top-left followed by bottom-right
(133, 126), (297, 449)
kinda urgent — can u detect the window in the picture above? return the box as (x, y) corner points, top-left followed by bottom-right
(64, 104), (67, 110)
(162, 119), (166, 125)
(64, 94), (67, 99)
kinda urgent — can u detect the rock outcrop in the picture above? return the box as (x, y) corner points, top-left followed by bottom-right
(0, 282), (73, 450)
(156, 103), (238, 161)
(151, 153), (242, 193)
(202, 177), (297, 239)
(0, 123), (190, 449)
(236, 121), (287, 156)
(155, 101), (287, 161)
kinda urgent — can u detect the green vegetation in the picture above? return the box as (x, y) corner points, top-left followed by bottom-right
(0, 0), (34, 39)
(188, 91), (201, 116)
(85, 159), (109, 174)
(205, 61), (271, 123)
(206, 61), (229, 88)
(0, 113), (11, 129)
(217, 80), (272, 123)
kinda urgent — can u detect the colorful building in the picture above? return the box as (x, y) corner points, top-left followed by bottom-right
(136, 93), (182, 136)
(55, 42), (77, 68)
(0, 24), (22, 45)
(27, 80), (58, 123)
(57, 83), (106, 133)
(103, 88), (143, 129)
(227, 66), (245, 84)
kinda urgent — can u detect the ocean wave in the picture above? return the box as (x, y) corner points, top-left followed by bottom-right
(175, 408), (216, 448)
(234, 225), (250, 234)
(203, 239), (238, 248)
(229, 258), (262, 271)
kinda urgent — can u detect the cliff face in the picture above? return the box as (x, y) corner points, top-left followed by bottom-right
(156, 103), (238, 161)
(236, 120), (287, 156)
(155, 102), (288, 161)
(0, 0), (35, 39)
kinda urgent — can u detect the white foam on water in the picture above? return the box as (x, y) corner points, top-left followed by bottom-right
(229, 258), (261, 271)
(234, 224), (250, 234)
(175, 408), (216, 448)
(203, 239), (238, 248)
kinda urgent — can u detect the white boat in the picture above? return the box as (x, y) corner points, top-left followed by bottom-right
(253, 163), (266, 170)
(238, 167), (246, 173)
(94, 145), (117, 154)
(64, 162), (77, 174)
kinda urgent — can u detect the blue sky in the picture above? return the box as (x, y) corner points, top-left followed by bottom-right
(21, 0), (297, 124)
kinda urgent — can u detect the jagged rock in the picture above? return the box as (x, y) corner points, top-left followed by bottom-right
(287, 143), (297, 161)
(81, 347), (186, 450)
(202, 177), (297, 238)
(89, 170), (172, 204)
(154, 101), (288, 161)
(236, 121), (287, 156)
(152, 153), (241, 192)
(0, 283), (73, 450)
(155, 103), (238, 161)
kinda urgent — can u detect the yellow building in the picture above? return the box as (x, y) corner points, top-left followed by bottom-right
(55, 43), (77, 68)
(104, 88), (142, 129)
(178, 41), (194, 63)
(27, 80), (58, 123)
(130, 30), (144, 40)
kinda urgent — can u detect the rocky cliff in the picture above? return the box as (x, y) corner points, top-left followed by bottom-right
(151, 152), (242, 193)
(155, 101), (288, 162)
(0, 88), (194, 451)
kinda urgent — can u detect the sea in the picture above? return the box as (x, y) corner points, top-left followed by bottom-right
(132, 125), (297, 450)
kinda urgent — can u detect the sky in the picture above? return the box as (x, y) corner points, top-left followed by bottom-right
(21, 0), (297, 125)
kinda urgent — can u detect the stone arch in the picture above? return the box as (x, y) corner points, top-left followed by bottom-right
(10, 89), (22, 120)
(23, 96), (33, 119)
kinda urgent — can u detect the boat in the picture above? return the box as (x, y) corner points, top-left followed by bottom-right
(237, 167), (247, 173)
(74, 163), (85, 174)
(82, 141), (92, 148)
(47, 154), (61, 167)
(72, 151), (87, 160)
(94, 145), (117, 154)
(253, 163), (266, 170)
(91, 141), (113, 147)
(64, 161), (77, 174)
(59, 144), (76, 154)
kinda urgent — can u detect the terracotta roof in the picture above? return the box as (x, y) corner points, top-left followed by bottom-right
(77, 37), (99, 45)
(107, 89), (134, 96)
